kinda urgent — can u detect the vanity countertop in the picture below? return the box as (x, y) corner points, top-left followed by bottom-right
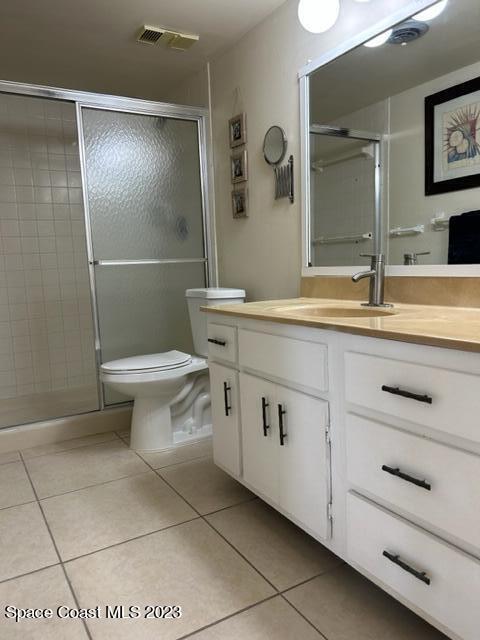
(203, 298), (480, 353)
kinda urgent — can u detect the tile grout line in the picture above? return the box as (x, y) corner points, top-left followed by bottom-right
(11, 439), (340, 640)
(0, 562), (62, 587)
(17, 431), (122, 461)
(201, 495), (258, 517)
(277, 564), (349, 640)
(279, 593), (330, 640)
(149, 449), (344, 640)
(175, 593), (280, 640)
(139, 452), (213, 471)
(38, 468), (153, 501)
(134, 449), (281, 593)
(175, 564), (343, 640)
(0, 498), (37, 512)
(61, 515), (202, 564)
(280, 561), (346, 596)
(19, 450), (94, 640)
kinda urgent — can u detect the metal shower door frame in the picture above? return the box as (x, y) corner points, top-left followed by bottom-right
(0, 80), (217, 413)
(306, 123), (382, 269)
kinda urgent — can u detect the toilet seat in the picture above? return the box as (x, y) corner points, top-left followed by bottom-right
(101, 350), (192, 375)
(100, 354), (208, 386)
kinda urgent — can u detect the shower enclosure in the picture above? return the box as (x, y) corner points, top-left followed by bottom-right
(0, 81), (214, 428)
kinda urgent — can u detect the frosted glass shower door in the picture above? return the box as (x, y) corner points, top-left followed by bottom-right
(80, 108), (207, 405)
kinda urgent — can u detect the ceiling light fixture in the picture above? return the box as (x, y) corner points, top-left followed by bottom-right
(297, 0), (340, 34)
(413, 0), (448, 22)
(363, 29), (393, 48)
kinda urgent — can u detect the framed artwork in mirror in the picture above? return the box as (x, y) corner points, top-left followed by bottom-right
(230, 149), (248, 184)
(231, 186), (248, 218)
(229, 113), (247, 148)
(426, 76), (480, 195)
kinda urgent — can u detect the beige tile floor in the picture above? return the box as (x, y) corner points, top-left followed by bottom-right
(0, 430), (449, 640)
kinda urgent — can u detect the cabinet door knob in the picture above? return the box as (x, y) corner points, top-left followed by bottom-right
(261, 397), (270, 436)
(278, 404), (287, 446)
(381, 465), (431, 491)
(382, 550), (431, 585)
(381, 385), (432, 405)
(223, 382), (232, 416)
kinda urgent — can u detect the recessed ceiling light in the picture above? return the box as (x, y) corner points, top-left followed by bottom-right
(297, 0), (340, 34)
(413, 0), (448, 22)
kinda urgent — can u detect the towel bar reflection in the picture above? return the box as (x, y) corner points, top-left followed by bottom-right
(312, 232), (372, 246)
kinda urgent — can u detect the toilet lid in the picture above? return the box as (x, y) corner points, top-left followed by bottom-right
(101, 350), (192, 374)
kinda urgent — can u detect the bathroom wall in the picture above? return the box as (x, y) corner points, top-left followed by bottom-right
(208, 0), (419, 300)
(0, 93), (98, 427)
(165, 66), (210, 108)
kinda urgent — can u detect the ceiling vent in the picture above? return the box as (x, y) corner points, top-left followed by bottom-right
(136, 25), (199, 51)
(388, 20), (429, 45)
(137, 26), (164, 45)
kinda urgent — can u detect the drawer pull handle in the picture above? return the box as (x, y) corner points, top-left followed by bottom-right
(208, 338), (227, 347)
(278, 404), (287, 446)
(381, 465), (431, 491)
(261, 397), (270, 436)
(223, 382), (232, 417)
(381, 385), (432, 405)
(382, 550), (431, 585)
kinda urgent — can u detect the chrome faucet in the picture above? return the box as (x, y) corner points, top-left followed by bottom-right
(352, 253), (392, 308)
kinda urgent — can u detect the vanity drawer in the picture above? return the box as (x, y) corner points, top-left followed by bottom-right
(239, 329), (327, 392)
(345, 351), (480, 443)
(346, 414), (480, 549)
(347, 492), (480, 640)
(207, 323), (237, 364)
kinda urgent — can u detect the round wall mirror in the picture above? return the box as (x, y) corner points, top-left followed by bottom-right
(263, 125), (287, 165)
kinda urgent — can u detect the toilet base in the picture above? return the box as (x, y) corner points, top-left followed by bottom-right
(128, 369), (212, 452)
(130, 398), (174, 451)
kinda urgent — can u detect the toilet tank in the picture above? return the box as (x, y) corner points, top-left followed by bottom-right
(186, 288), (246, 357)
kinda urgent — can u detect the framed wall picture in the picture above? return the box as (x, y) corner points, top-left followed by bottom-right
(230, 149), (248, 184)
(229, 113), (247, 148)
(425, 76), (480, 195)
(231, 186), (248, 218)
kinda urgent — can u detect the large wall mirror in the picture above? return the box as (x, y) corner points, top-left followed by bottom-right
(301, 0), (480, 275)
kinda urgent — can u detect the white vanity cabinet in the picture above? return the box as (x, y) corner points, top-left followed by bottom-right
(209, 362), (241, 477)
(208, 319), (332, 542)
(207, 313), (480, 640)
(240, 371), (331, 538)
(343, 335), (480, 640)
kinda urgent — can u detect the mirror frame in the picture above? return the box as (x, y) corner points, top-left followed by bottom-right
(263, 125), (288, 165)
(299, 0), (480, 278)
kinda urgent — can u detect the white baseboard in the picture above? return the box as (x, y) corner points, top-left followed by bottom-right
(0, 406), (132, 454)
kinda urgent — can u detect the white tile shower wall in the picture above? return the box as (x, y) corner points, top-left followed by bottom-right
(0, 94), (97, 419)
(312, 156), (375, 266)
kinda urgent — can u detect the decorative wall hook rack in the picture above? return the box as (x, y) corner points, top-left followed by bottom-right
(274, 155), (294, 203)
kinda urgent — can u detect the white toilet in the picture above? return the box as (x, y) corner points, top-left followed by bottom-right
(100, 288), (245, 452)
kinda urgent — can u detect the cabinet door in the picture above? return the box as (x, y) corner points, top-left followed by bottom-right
(210, 362), (241, 477)
(277, 386), (331, 539)
(239, 372), (279, 503)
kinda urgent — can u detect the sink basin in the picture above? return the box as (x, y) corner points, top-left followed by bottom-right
(272, 304), (396, 319)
